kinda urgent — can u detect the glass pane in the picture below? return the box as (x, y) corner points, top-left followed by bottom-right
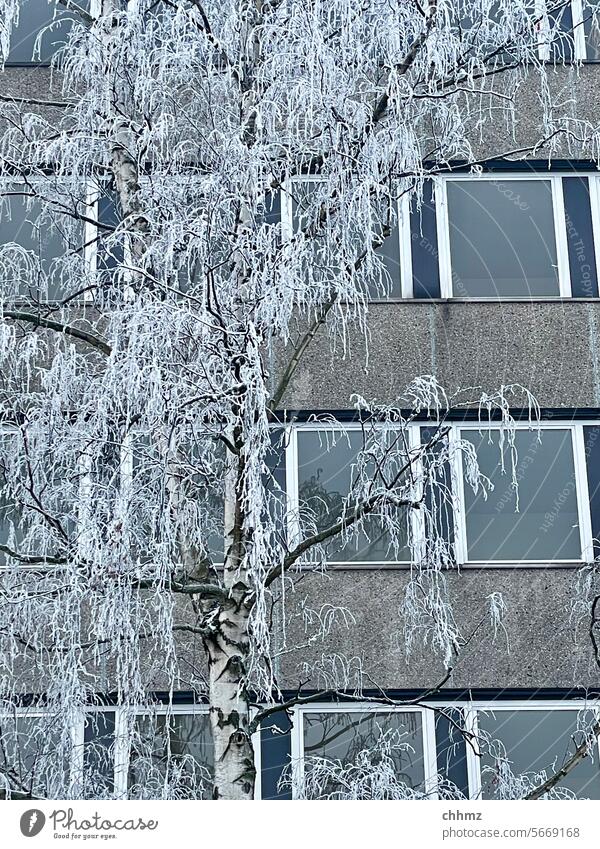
(462, 428), (581, 561)
(82, 712), (115, 797)
(128, 713), (213, 800)
(447, 180), (559, 297)
(0, 188), (73, 301)
(478, 709), (600, 799)
(548, 2), (575, 62)
(0, 713), (68, 797)
(0, 434), (20, 563)
(291, 180), (401, 299)
(435, 709), (469, 796)
(265, 428), (287, 534)
(584, 1), (600, 59)
(456, 1), (528, 62)
(7, 0), (81, 64)
(303, 711), (425, 795)
(297, 430), (410, 562)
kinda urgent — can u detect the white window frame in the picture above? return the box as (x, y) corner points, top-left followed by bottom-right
(290, 702), (438, 800)
(569, 0), (600, 61)
(435, 173), (572, 300)
(533, 1), (594, 62)
(288, 422), (423, 567)
(451, 421), (594, 566)
(465, 700), (600, 799)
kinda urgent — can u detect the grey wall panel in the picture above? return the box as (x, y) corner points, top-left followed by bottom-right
(276, 302), (600, 410)
(278, 568), (599, 690)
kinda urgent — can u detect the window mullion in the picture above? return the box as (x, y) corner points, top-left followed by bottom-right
(552, 176), (572, 297)
(285, 426), (300, 553)
(588, 175), (600, 287)
(465, 707), (482, 800)
(113, 707), (129, 800)
(423, 707), (439, 799)
(84, 178), (99, 304)
(572, 0), (587, 59)
(572, 424), (594, 561)
(291, 705), (304, 800)
(435, 178), (452, 298)
(70, 711), (86, 799)
(399, 192), (413, 298)
(448, 426), (468, 565)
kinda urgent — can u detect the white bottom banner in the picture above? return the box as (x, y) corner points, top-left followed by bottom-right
(1, 800), (599, 848)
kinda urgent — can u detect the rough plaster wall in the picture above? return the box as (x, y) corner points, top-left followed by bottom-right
(279, 568), (599, 690)
(278, 302), (600, 410)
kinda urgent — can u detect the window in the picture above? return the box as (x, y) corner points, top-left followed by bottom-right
(3, 419), (598, 570)
(5, 0), (89, 66)
(81, 711), (116, 798)
(128, 711), (213, 800)
(282, 173), (600, 301)
(411, 173), (600, 299)
(0, 705), (214, 799)
(457, 2), (600, 63)
(0, 431), (21, 564)
(0, 181), (90, 303)
(0, 426), (83, 567)
(582, 0), (600, 59)
(470, 705), (600, 799)
(283, 178), (403, 300)
(292, 707), (436, 799)
(294, 427), (413, 564)
(445, 179), (560, 297)
(0, 711), (70, 798)
(455, 1), (534, 64)
(549, 0), (600, 61)
(288, 702), (600, 800)
(456, 425), (592, 563)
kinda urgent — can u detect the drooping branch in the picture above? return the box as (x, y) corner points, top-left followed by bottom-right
(0, 544), (67, 565)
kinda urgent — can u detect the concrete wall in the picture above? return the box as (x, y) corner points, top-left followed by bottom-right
(278, 301), (600, 410)
(278, 567), (598, 691)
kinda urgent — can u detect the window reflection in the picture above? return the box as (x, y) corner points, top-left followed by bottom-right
(296, 429), (411, 563)
(303, 711), (426, 796)
(462, 428), (581, 561)
(128, 713), (213, 800)
(478, 709), (600, 799)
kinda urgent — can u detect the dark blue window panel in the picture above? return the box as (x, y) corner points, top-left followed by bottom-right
(97, 190), (124, 272)
(260, 709), (292, 800)
(563, 177), (599, 298)
(421, 426), (455, 556)
(584, 426), (600, 558)
(410, 181), (441, 299)
(263, 190), (281, 228)
(550, 3), (575, 62)
(435, 709), (469, 796)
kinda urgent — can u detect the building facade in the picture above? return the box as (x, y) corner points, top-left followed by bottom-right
(1, 0), (600, 801)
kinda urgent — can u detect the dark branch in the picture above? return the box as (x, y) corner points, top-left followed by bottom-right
(2, 311), (112, 356)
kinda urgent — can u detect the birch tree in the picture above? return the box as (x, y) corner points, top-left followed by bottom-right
(0, 0), (598, 800)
